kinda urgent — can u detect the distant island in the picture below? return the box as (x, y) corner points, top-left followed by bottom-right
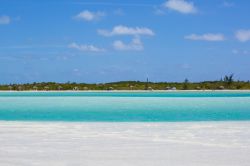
(1, 74), (250, 91)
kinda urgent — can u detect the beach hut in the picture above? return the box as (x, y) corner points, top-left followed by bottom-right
(108, 87), (113, 91)
(58, 86), (63, 91)
(165, 86), (171, 90)
(83, 87), (88, 90)
(8, 86), (13, 91)
(129, 85), (134, 90)
(196, 86), (201, 90)
(44, 86), (49, 91)
(18, 86), (23, 91)
(33, 86), (38, 91)
(219, 86), (225, 90)
(171, 87), (177, 90)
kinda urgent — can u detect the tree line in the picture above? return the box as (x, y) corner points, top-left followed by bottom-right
(0, 75), (249, 91)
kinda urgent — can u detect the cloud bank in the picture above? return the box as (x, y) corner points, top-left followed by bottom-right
(74, 10), (105, 21)
(0, 15), (11, 24)
(164, 0), (197, 14)
(185, 33), (225, 41)
(235, 29), (250, 42)
(98, 25), (155, 37)
(68, 43), (105, 52)
(113, 37), (144, 51)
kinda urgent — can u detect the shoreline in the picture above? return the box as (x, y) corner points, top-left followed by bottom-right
(1, 120), (250, 124)
(1, 90), (250, 92)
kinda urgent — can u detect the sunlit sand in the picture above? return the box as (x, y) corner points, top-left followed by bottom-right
(1, 122), (250, 166)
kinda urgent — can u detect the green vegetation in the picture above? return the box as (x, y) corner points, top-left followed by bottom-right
(0, 75), (250, 91)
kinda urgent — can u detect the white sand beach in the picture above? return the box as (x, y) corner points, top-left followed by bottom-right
(0, 122), (250, 166)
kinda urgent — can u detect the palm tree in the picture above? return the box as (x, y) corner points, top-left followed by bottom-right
(73, 86), (79, 91)
(183, 78), (189, 90)
(145, 78), (149, 90)
(224, 74), (234, 88)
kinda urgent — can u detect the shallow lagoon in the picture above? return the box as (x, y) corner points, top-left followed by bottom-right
(1, 91), (250, 122)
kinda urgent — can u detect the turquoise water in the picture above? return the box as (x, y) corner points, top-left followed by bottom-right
(0, 91), (250, 122)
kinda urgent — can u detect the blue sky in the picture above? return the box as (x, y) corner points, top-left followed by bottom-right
(0, 0), (250, 83)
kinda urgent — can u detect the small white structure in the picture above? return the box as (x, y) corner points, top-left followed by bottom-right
(18, 86), (23, 91)
(8, 86), (13, 91)
(33, 86), (38, 91)
(219, 86), (225, 90)
(165, 86), (171, 90)
(44, 86), (49, 91)
(108, 87), (113, 91)
(196, 86), (201, 90)
(148, 87), (153, 91)
(171, 87), (177, 90)
(58, 86), (63, 91)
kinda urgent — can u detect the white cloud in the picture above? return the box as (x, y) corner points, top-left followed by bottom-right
(98, 25), (155, 37)
(74, 10), (105, 21)
(232, 49), (239, 54)
(232, 49), (249, 55)
(164, 0), (197, 14)
(113, 9), (125, 16)
(235, 29), (250, 42)
(113, 37), (144, 51)
(0, 15), (11, 24)
(222, 1), (234, 8)
(68, 43), (105, 52)
(154, 8), (166, 15)
(185, 33), (225, 41)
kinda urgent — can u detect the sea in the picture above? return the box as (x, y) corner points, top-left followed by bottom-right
(1, 91), (250, 122)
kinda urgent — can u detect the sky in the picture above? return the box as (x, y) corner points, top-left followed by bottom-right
(0, 0), (250, 84)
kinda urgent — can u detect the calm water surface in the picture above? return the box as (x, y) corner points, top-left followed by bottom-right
(0, 91), (250, 122)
